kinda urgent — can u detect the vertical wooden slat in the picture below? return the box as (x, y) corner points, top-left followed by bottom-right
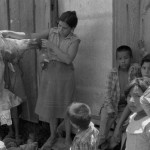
(140, 0), (150, 54)
(20, 0), (38, 122)
(9, 0), (38, 122)
(113, 0), (140, 64)
(35, 0), (51, 32)
(127, 0), (140, 62)
(0, 0), (9, 29)
(51, 0), (58, 27)
(19, 0), (34, 32)
(35, 0), (51, 103)
(9, 0), (20, 31)
(113, 0), (128, 65)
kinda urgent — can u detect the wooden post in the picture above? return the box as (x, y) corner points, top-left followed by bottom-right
(113, 0), (140, 64)
(0, 0), (9, 30)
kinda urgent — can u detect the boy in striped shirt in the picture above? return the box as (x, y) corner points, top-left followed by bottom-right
(67, 102), (99, 150)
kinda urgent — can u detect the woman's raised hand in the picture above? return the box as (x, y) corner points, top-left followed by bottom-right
(41, 39), (49, 49)
(41, 39), (56, 50)
(28, 39), (39, 49)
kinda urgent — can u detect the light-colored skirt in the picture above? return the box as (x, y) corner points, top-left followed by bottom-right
(35, 60), (75, 122)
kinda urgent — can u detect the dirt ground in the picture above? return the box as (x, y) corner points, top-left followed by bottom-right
(0, 119), (75, 149)
(0, 119), (122, 150)
(0, 119), (50, 148)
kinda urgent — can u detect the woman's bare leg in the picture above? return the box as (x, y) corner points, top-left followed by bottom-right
(41, 118), (58, 149)
(65, 117), (72, 146)
(49, 118), (58, 139)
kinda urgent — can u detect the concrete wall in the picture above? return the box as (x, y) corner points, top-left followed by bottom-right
(58, 0), (113, 116)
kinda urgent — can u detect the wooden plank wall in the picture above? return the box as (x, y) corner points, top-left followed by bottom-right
(140, 0), (150, 54)
(0, 0), (58, 122)
(8, 0), (38, 122)
(35, 0), (51, 90)
(113, 0), (141, 65)
(0, 0), (9, 30)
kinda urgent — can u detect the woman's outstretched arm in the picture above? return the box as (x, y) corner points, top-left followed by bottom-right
(1, 30), (49, 40)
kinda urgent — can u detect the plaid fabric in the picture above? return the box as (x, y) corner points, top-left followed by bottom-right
(70, 122), (99, 150)
(103, 63), (141, 114)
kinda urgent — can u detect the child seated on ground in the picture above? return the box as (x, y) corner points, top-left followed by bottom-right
(109, 53), (150, 149)
(124, 78), (150, 150)
(98, 45), (141, 149)
(67, 102), (99, 150)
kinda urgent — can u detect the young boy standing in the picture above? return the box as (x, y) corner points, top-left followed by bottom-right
(67, 102), (99, 150)
(98, 45), (141, 149)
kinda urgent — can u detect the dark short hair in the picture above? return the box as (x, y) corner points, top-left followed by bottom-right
(116, 45), (133, 59)
(59, 11), (78, 28)
(124, 78), (150, 98)
(141, 54), (150, 66)
(67, 102), (91, 130)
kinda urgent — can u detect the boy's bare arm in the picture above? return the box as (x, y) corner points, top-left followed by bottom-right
(109, 105), (131, 149)
(115, 105), (131, 131)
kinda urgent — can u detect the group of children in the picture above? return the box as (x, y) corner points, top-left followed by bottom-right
(97, 44), (150, 150)
(66, 43), (150, 150)
(0, 33), (150, 150)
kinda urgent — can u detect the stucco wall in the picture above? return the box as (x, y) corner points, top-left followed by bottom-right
(58, 0), (113, 116)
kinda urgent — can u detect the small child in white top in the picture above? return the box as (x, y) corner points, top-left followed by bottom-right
(125, 78), (150, 150)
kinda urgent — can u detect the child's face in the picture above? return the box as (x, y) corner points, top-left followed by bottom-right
(127, 86), (143, 113)
(117, 51), (131, 69)
(141, 62), (150, 78)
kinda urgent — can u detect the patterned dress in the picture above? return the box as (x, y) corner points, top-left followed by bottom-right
(0, 33), (32, 125)
(126, 113), (150, 150)
(35, 27), (80, 121)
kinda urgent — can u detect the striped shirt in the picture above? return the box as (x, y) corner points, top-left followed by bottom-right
(70, 122), (99, 150)
(103, 63), (141, 114)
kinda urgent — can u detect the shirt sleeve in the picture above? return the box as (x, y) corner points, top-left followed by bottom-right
(104, 70), (116, 113)
(128, 63), (141, 83)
